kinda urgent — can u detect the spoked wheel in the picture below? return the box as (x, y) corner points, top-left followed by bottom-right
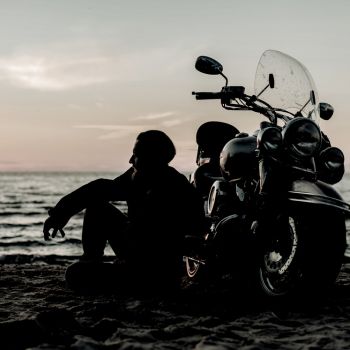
(258, 212), (346, 297)
(258, 216), (302, 297)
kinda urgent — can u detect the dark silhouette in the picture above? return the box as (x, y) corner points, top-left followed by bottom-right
(191, 121), (239, 197)
(43, 130), (205, 291)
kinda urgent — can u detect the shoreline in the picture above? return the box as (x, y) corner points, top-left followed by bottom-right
(0, 258), (350, 349)
(2, 253), (350, 264)
(0, 254), (116, 265)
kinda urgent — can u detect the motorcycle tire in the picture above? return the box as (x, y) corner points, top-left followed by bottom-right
(257, 211), (346, 297)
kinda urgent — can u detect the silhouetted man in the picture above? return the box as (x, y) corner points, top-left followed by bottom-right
(43, 130), (205, 290)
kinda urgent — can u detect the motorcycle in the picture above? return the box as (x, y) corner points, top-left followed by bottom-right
(184, 50), (350, 297)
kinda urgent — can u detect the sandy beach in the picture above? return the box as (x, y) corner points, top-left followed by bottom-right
(0, 256), (349, 350)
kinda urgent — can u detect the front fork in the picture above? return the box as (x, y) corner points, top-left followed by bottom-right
(258, 156), (285, 199)
(255, 156), (289, 243)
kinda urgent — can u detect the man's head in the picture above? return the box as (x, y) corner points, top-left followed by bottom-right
(129, 130), (176, 172)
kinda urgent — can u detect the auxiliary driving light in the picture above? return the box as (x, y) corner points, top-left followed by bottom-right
(317, 147), (345, 184)
(320, 147), (344, 170)
(257, 127), (282, 155)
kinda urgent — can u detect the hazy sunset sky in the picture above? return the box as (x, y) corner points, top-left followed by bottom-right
(1, 0), (350, 172)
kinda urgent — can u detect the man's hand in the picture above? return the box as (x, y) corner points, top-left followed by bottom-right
(43, 211), (68, 241)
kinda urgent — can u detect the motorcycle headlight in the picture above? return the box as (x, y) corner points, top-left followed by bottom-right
(257, 127), (282, 155)
(282, 118), (321, 158)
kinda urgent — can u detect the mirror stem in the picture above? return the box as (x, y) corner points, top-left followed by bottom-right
(256, 83), (269, 98)
(298, 98), (311, 115)
(219, 72), (228, 87)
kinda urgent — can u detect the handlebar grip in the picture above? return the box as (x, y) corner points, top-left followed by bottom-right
(192, 91), (222, 100)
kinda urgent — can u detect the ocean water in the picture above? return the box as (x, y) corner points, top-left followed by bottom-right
(0, 172), (124, 258)
(0, 172), (350, 258)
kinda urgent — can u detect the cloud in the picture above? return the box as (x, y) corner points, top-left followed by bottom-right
(0, 55), (114, 90)
(74, 125), (141, 131)
(134, 111), (176, 121)
(74, 109), (187, 140)
(160, 119), (183, 127)
(74, 124), (148, 140)
(0, 43), (193, 91)
(133, 111), (187, 128)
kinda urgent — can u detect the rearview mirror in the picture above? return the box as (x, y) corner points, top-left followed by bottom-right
(195, 56), (223, 75)
(319, 102), (334, 120)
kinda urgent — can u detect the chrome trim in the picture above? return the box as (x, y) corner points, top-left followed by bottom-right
(183, 256), (206, 265)
(288, 190), (350, 214)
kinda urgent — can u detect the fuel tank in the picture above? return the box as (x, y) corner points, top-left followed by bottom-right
(220, 136), (257, 181)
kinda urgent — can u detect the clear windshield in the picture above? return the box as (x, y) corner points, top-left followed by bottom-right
(254, 50), (319, 123)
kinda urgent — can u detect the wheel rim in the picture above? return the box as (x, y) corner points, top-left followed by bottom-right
(259, 217), (301, 296)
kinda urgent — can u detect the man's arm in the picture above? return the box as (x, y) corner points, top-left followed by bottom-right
(43, 168), (133, 240)
(51, 178), (119, 217)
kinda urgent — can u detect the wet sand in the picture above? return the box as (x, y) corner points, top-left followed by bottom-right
(1, 256), (350, 350)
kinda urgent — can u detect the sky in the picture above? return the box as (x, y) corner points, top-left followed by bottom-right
(0, 0), (350, 172)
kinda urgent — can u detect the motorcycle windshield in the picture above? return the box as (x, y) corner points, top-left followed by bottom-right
(254, 50), (319, 123)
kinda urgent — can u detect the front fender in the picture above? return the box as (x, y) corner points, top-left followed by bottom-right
(287, 180), (350, 215)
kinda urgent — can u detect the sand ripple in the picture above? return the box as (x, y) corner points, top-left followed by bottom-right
(0, 261), (350, 349)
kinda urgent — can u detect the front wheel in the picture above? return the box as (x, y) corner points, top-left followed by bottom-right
(258, 212), (346, 297)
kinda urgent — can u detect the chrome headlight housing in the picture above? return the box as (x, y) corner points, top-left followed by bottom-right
(282, 118), (321, 158)
(207, 180), (231, 216)
(207, 183), (217, 216)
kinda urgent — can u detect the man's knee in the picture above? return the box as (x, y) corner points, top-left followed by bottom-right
(84, 202), (127, 226)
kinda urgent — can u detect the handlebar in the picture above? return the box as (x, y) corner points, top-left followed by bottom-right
(192, 86), (246, 101)
(192, 91), (222, 100)
(193, 86), (292, 124)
